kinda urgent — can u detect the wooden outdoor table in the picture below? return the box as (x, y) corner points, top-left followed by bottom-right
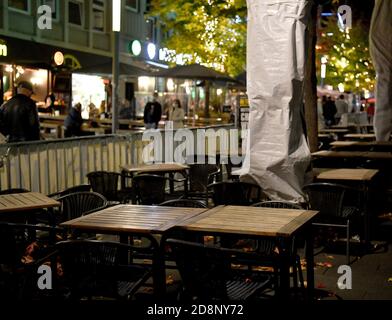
(176, 205), (318, 300)
(312, 150), (392, 160)
(0, 192), (60, 226)
(331, 141), (392, 151)
(316, 168), (378, 181)
(319, 129), (350, 134)
(344, 133), (376, 141)
(0, 192), (60, 213)
(121, 163), (189, 194)
(61, 204), (208, 297)
(315, 168), (379, 249)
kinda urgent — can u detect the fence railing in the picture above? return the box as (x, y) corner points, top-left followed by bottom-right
(0, 125), (236, 194)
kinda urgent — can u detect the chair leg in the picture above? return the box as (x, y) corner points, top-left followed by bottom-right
(346, 220), (350, 265)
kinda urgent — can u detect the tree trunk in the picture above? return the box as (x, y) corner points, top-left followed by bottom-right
(304, 3), (318, 153)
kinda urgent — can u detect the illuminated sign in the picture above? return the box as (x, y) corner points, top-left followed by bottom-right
(54, 51), (64, 65)
(63, 54), (81, 70)
(147, 43), (156, 60)
(0, 41), (7, 57)
(129, 40), (142, 56)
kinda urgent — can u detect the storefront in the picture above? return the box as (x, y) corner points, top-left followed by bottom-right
(0, 35), (111, 115)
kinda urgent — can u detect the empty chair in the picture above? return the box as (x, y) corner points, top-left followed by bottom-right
(56, 191), (107, 223)
(53, 240), (152, 300)
(251, 201), (305, 290)
(0, 222), (63, 300)
(132, 174), (186, 205)
(208, 181), (262, 207)
(166, 238), (272, 301)
(47, 184), (91, 199)
(87, 171), (128, 203)
(303, 183), (361, 264)
(187, 164), (221, 196)
(159, 199), (207, 208)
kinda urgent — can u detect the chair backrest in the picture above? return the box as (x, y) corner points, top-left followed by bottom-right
(188, 164), (221, 192)
(132, 174), (168, 205)
(0, 188), (29, 195)
(165, 238), (233, 301)
(159, 199), (207, 208)
(87, 171), (120, 201)
(0, 222), (61, 266)
(56, 240), (125, 298)
(208, 181), (262, 206)
(251, 201), (303, 209)
(303, 183), (348, 218)
(48, 184), (91, 199)
(57, 191), (107, 222)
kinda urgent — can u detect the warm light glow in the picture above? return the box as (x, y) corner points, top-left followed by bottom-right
(338, 83), (345, 93)
(217, 88), (223, 96)
(5, 65), (13, 73)
(54, 51), (64, 66)
(321, 56), (328, 64)
(167, 78), (175, 92)
(321, 64), (327, 79)
(112, 0), (121, 32)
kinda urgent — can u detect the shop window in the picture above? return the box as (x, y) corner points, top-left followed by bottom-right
(8, 0), (31, 13)
(92, 0), (105, 32)
(125, 0), (138, 13)
(41, 0), (59, 21)
(68, 0), (84, 27)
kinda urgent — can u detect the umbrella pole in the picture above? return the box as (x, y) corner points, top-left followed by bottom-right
(204, 80), (210, 118)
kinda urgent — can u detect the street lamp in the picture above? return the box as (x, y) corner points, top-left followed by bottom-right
(112, 0), (121, 134)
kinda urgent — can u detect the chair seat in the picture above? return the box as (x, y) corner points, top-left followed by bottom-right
(227, 276), (271, 301)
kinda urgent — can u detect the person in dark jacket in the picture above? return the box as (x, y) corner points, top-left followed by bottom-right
(143, 92), (162, 129)
(0, 81), (40, 143)
(64, 103), (83, 137)
(322, 96), (337, 127)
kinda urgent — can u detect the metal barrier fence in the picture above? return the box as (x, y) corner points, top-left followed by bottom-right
(0, 125), (235, 194)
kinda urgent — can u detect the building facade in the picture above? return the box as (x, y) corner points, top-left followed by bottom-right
(0, 0), (164, 114)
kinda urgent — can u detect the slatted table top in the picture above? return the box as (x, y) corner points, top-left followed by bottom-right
(121, 163), (189, 173)
(0, 192), (60, 213)
(319, 129), (350, 133)
(176, 205), (318, 238)
(344, 133), (376, 139)
(312, 150), (392, 160)
(61, 204), (207, 234)
(317, 168), (379, 181)
(331, 141), (392, 147)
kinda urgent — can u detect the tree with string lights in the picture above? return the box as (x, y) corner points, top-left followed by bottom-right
(149, 0), (247, 77)
(316, 12), (375, 95)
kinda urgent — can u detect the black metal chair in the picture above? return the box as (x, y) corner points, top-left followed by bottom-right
(303, 183), (361, 264)
(159, 199), (207, 208)
(56, 191), (107, 224)
(47, 184), (91, 199)
(87, 171), (130, 203)
(186, 163), (221, 195)
(251, 201), (305, 290)
(132, 174), (186, 205)
(0, 222), (64, 300)
(166, 238), (273, 301)
(53, 240), (153, 300)
(208, 181), (262, 207)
